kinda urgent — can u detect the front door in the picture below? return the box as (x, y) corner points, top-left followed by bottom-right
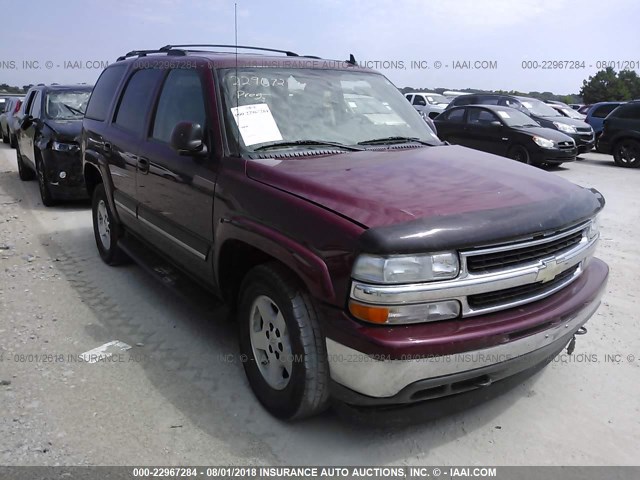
(136, 67), (217, 282)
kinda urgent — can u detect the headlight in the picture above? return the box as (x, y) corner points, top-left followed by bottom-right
(532, 136), (555, 149)
(554, 122), (577, 134)
(352, 252), (459, 284)
(587, 215), (600, 240)
(52, 141), (78, 152)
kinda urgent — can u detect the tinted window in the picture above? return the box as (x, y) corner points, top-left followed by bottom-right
(453, 95), (475, 106)
(114, 69), (162, 135)
(467, 108), (499, 125)
(30, 91), (42, 118)
(85, 65), (127, 121)
(592, 104), (619, 118)
(152, 69), (206, 143)
(412, 95), (427, 106)
(443, 108), (465, 122)
(612, 104), (640, 119)
(476, 95), (500, 105)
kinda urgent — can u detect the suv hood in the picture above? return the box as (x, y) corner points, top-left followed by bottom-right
(247, 145), (603, 252)
(45, 119), (82, 142)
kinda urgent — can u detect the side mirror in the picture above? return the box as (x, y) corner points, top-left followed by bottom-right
(20, 115), (33, 130)
(170, 122), (207, 156)
(490, 121), (502, 127)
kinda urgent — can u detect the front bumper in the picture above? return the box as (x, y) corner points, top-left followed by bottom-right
(42, 148), (88, 199)
(323, 257), (608, 404)
(568, 132), (595, 153)
(531, 147), (577, 165)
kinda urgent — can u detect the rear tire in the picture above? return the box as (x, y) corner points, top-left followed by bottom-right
(16, 143), (35, 181)
(2, 128), (8, 144)
(9, 133), (17, 149)
(238, 263), (330, 420)
(613, 139), (640, 168)
(508, 145), (532, 165)
(91, 183), (128, 265)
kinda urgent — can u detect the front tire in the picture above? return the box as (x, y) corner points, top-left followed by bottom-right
(16, 143), (35, 181)
(238, 263), (330, 420)
(91, 183), (128, 265)
(36, 154), (56, 207)
(2, 127), (8, 144)
(508, 145), (532, 165)
(613, 139), (640, 168)
(9, 133), (17, 149)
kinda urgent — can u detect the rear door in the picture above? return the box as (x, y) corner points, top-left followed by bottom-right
(107, 68), (164, 222)
(136, 66), (217, 282)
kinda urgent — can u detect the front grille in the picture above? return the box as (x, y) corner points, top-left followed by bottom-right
(466, 229), (584, 273)
(468, 265), (579, 309)
(557, 141), (576, 150)
(577, 127), (592, 134)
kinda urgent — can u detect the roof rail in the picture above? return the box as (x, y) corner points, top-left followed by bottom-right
(159, 44), (299, 57)
(116, 49), (187, 61)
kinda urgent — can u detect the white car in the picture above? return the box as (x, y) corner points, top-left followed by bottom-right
(404, 92), (450, 119)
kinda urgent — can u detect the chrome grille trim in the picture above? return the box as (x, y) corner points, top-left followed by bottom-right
(351, 222), (598, 317)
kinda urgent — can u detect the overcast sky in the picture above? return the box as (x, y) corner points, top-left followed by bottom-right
(1, 0), (639, 94)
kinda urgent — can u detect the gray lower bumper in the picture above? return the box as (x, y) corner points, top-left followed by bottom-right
(327, 293), (602, 399)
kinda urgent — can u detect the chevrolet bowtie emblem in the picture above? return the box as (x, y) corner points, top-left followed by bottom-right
(536, 258), (562, 283)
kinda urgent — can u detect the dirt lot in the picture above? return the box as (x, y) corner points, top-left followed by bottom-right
(0, 143), (638, 466)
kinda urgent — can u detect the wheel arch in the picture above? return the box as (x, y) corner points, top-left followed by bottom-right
(215, 220), (336, 308)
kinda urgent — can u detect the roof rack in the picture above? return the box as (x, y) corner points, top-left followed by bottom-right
(159, 44), (299, 57)
(116, 49), (187, 61)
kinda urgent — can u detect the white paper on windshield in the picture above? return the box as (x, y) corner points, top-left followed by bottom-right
(348, 101), (357, 108)
(230, 104), (283, 146)
(497, 111), (511, 118)
(522, 102), (532, 108)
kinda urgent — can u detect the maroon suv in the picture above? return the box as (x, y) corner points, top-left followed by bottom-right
(82, 45), (608, 420)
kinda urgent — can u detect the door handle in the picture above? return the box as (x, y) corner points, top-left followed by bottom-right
(137, 157), (150, 174)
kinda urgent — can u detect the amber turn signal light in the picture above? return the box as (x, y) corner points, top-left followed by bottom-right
(348, 300), (389, 324)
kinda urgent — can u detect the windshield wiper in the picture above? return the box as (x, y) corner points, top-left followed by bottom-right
(61, 103), (84, 115)
(253, 140), (363, 152)
(357, 136), (435, 146)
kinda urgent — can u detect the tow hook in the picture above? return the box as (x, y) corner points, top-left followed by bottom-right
(566, 326), (588, 355)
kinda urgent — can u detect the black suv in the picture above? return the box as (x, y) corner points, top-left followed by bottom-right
(447, 94), (595, 153)
(15, 84), (92, 205)
(598, 100), (640, 167)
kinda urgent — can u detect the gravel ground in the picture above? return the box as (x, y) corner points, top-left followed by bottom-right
(0, 144), (638, 466)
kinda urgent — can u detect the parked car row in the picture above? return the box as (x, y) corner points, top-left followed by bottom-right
(1, 45), (610, 421)
(404, 91), (640, 169)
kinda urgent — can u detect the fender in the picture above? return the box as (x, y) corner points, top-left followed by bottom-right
(84, 147), (121, 224)
(216, 216), (336, 302)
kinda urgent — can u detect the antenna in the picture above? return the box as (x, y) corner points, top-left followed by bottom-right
(234, 3), (240, 157)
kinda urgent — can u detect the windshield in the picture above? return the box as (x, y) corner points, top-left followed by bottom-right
(45, 91), (91, 120)
(520, 99), (562, 117)
(219, 68), (441, 151)
(493, 108), (540, 127)
(558, 107), (584, 119)
(425, 94), (449, 105)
